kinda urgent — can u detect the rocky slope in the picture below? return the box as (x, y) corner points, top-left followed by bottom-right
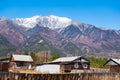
(0, 15), (120, 57)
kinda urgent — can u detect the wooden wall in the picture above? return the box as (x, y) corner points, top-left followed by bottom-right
(0, 62), (9, 72)
(60, 63), (90, 72)
(110, 65), (120, 72)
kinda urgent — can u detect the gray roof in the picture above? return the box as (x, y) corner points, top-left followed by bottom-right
(104, 58), (120, 66)
(12, 54), (33, 62)
(52, 56), (88, 63)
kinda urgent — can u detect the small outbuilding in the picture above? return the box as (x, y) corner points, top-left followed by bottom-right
(103, 58), (120, 72)
(49, 56), (90, 72)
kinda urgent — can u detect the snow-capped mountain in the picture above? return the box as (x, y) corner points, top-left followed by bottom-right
(13, 15), (73, 30)
(1, 15), (120, 57)
(13, 15), (112, 33)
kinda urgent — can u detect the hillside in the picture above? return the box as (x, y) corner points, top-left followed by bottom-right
(0, 35), (16, 55)
(0, 15), (120, 57)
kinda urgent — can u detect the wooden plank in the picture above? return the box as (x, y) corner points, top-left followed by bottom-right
(0, 72), (120, 80)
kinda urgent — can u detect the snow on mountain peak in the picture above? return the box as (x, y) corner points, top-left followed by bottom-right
(13, 16), (40, 29)
(13, 15), (73, 30)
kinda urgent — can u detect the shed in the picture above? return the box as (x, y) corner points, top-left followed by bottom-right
(49, 56), (90, 72)
(103, 58), (120, 72)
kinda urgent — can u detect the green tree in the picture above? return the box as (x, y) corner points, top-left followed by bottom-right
(30, 52), (38, 65)
(23, 51), (29, 55)
(50, 54), (60, 61)
(87, 57), (108, 68)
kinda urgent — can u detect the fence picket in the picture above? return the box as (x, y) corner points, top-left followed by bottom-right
(0, 72), (120, 80)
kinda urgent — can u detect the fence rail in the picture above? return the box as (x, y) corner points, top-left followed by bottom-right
(0, 72), (120, 80)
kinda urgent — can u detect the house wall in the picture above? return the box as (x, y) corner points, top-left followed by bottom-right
(60, 63), (90, 72)
(10, 61), (31, 69)
(110, 65), (120, 72)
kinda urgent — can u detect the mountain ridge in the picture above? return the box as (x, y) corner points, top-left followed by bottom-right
(13, 15), (72, 30)
(0, 15), (120, 57)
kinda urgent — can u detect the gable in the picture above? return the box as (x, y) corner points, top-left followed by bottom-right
(74, 57), (89, 62)
(104, 58), (120, 66)
(105, 61), (118, 66)
(11, 56), (14, 62)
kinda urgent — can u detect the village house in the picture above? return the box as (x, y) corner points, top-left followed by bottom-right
(49, 56), (90, 72)
(103, 58), (120, 72)
(0, 54), (33, 73)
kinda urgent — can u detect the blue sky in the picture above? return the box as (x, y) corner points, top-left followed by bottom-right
(0, 0), (120, 30)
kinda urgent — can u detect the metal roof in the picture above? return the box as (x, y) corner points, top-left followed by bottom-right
(52, 56), (88, 63)
(104, 58), (120, 66)
(0, 56), (11, 61)
(12, 54), (33, 62)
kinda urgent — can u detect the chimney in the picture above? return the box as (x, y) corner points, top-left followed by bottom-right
(44, 51), (48, 63)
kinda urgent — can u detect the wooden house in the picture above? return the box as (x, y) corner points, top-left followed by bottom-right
(9, 54), (33, 72)
(103, 58), (120, 72)
(49, 56), (90, 72)
(0, 54), (33, 72)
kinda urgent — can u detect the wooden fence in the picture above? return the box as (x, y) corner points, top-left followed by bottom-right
(0, 72), (120, 80)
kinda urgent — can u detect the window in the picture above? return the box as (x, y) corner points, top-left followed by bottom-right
(74, 63), (79, 69)
(83, 63), (88, 69)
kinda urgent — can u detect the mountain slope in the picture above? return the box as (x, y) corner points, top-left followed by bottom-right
(0, 34), (16, 55)
(21, 24), (81, 56)
(0, 15), (120, 57)
(60, 24), (120, 56)
(0, 18), (26, 46)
